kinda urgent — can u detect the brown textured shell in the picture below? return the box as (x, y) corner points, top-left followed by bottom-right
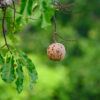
(47, 43), (66, 61)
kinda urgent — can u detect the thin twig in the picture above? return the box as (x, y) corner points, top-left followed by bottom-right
(54, 2), (80, 14)
(62, 10), (80, 14)
(12, 0), (15, 28)
(9, 6), (39, 20)
(54, 3), (77, 10)
(53, 16), (57, 43)
(2, 8), (12, 54)
(56, 33), (77, 42)
(62, 3), (77, 8)
(52, 16), (77, 42)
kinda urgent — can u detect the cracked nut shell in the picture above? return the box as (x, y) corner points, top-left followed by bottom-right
(47, 43), (66, 61)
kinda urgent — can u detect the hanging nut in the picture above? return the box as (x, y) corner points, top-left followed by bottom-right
(47, 43), (66, 61)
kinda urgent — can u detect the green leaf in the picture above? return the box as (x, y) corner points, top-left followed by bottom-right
(5, 8), (17, 43)
(0, 54), (5, 72)
(20, 0), (27, 14)
(20, 0), (34, 19)
(21, 53), (38, 89)
(27, 0), (33, 15)
(40, 0), (55, 28)
(16, 0), (34, 29)
(1, 56), (15, 83)
(16, 16), (24, 31)
(16, 59), (24, 94)
(0, 54), (4, 64)
(5, 8), (13, 33)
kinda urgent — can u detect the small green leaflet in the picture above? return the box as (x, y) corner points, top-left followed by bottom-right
(1, 56), (16, 83)
(5, 8), (13, 34)
(40, 0), (55, 28)
(21, 53), (38, 89)
(16, 59), (24, 94)
(0, 54), (4, 64)
(19, 0), (34, 21)
(0, 54), (4, 72)
(16, 0), (34, 29)
(16, 0), (55, 29)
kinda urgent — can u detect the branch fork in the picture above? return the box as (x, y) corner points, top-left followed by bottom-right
(52, 16), (77, 43)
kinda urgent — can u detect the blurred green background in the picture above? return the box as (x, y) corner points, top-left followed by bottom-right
(0, 0), (100, 100)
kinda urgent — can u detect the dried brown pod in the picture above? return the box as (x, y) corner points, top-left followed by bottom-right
(47, 43), (66, 61)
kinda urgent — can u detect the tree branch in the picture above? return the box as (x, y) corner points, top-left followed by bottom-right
(2, 8), (12, 54)
(53, 16), (57, 43)
(12, 0), (15, 28)
(52, 16), (77, 42)
(56, 33), (77, 42)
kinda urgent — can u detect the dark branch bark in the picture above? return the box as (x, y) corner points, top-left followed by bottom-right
(52, 16), (77, 42)
(12, 0), (15, 28)
(2, 8), (12, 54)
(56, 33), (77, 42)
(53, 16), (57, 43)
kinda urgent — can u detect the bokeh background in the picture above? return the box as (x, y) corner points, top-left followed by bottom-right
(0, 0), (100, 100)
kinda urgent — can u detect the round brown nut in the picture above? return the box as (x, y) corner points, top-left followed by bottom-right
(47, 43), (66, 61)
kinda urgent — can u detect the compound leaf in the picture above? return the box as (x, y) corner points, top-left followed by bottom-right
(16, 59), (24, 94)
(21, 53), (38, 89)
(1, 56), (15, 83)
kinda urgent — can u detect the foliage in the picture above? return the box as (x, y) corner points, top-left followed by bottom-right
(0, 0), (55, 93)
(10, 0), (99, 99)
(0, 0), (100, 99)
(0, 50), (38, 93)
